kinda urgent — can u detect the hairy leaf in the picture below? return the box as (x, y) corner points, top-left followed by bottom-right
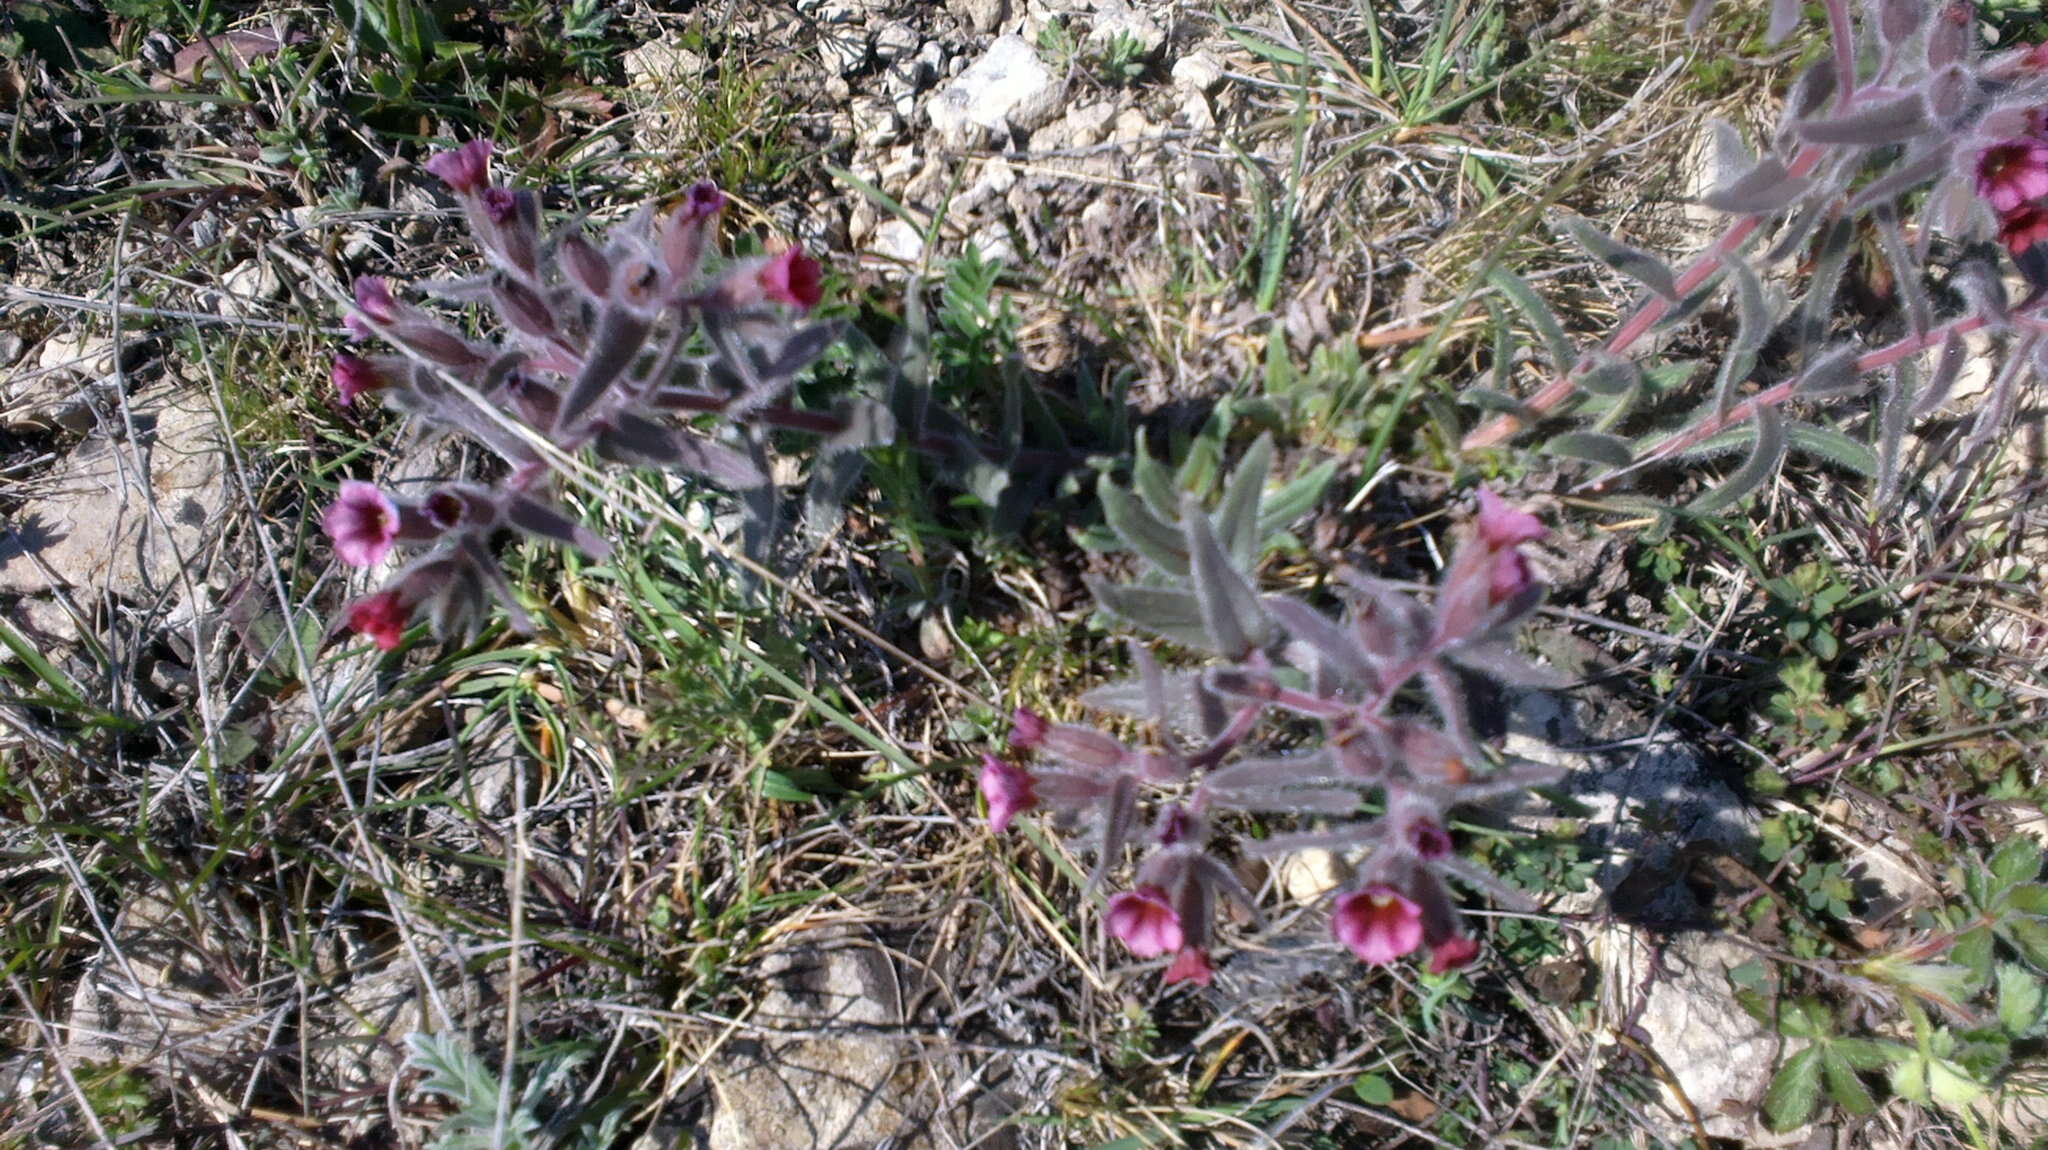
(1911, 331), (1966, 420)
(1543, 430), (1635, 469)
(1700, 156), (1812, 215)
(1099, 474), (1190, 576)
(1258, 458), (1335, 536)
(1766, 0), (1802, 43)
(1216, 432), (1274, 569)
(1764, 1047), (1824, 1130)
(1085, 576), (1216, 650)
(1489, 267), (1575, 372)
(1688, 410), (1787, 515)
(558, 304), (651, 431)
(1797, 91), (1929, 146)
(1577, 351), (1641, 397)
(1792, 342), (1865, 398)
(1265, 595), (1374, 685)
(1561, 215), (1678, 299)
(1183, 494), (1271, 659)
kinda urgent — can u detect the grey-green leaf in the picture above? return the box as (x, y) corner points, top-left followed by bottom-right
(1216, 432), (1274, 569)
(1489, 266), (1575, 373)
(1562, 215), (1678, 299)
(1098, 474), (1190, 576)
(1183, 493), (1271, 659)
(1688, 409), (1786, 515)
(1543, 431), (1636, 469)
(1085, 575), (1216, 650)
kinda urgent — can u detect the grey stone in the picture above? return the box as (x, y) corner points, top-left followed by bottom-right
(851, 95), (903, 148)
(622, 40), (706, 87)
(927, 34), (1061, 148)
(954, 0), (1008, 34)
(213, 257), (283, 319)
(1587, 928), (1810, 1146)
(874, 219), (926, 265)
(706, 937), (927, 1149)
(872, 19), (921, 63)
(0, 389), (226, 600)
(0, 331), (24, 368)
(1088, 0), (1165, 52)
(1171, 50), (1224, 94)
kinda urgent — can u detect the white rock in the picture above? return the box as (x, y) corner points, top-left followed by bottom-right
(954, 0), (1009, 35)
(1172, 50), (1224, 93)
(0, 389), (225, 599)
(850, 95), (903, 148)
(1275, 849), (1344, 904)
(872, 19), (921, 63)
(214, 258), (283, 319)
(622, 40), (705, 87)
(1588, 927), (1809, 1146)
(1031, 100), (1115, 150)
(1181, 89), (1216, 131)
(874, 218), (926, 265)
(927, 34), (1061, 148)
(1088, 0), (1165, 52)
(0, 332), (24, 368)
(37, 331), (122, 378)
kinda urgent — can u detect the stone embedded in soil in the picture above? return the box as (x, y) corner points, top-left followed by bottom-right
(1087, 0), (1166, 53)
(953, 0), (1008, 35)
(1587, 927), (1810, 1146)
(927, 34), (1061, 148)
(1171, 50), (1224, 94)
(703, 933), (1012, 1149)
(0, 388), (225, 600)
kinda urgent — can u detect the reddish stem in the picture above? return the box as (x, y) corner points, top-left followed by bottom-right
(1462, 141), (1830, 451)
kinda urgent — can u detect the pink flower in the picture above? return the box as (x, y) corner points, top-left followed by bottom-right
(346, 277), (398, 339)
(1474, 488), (1545, 548)
(423, 139), (492, 195)
(1163, 947), (1214, 986)
(682, 180), (725, 222)
(1427, 935), (1481, 974)
(1008, 707), (1049, 749)
(1332, 885), (1423, 966)
(345, 589), (411, 651)
(322, 481), (400, 567)
(1106, 886), (1183, 959)
(758, 246), (823, 309)
(1489, 549), (1536, 603)
(1402, 815), (1453, 861)
(978, 754), (1037, 833)
(330, 353), (386, 406)
(1976, 138), (2048, 214)
(2001, 202), (2048, 255)
(482, 186), (519, 225)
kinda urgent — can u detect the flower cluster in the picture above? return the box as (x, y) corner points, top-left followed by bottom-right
(320, 139), (872, 651)
(985, 482), (1560, 985)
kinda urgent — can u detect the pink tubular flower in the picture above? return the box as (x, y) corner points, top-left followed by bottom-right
(1106, 886), (1183, 959)
(1976, 138), (2048, 214)
(482, 186), (519, 226)
(1474, 488), (1546, 548)
(345, 589), (411, 651)
(1332, 885), (1423, 965)
(758, 246), (823, 309)
(682, 180), (725, 222)
(331, 353), (386, 406)
(978, 754), (1037, 833)
(423, 139), (492, 195)
(1489, 549), (1536, 603)
(1402, 814), (1454, 861)
(1428, 935), (1481, 974)
(353, 277), (397, 325)
(322, 481), (400, 568)
(1163, 947), (1214, 986)
(2001, 202), (2048, 256)
(1008, 707), (1049, 749)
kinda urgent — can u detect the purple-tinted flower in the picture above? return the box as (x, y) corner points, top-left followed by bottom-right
(423, 139), (492, 196)
(1428, 935), (1481, 974)
(758, 245), (823, 310)
(1474, 488), (1545, 548)
(1163, 947), (1214, 986)
(1402, 814), (1453, 861)
(1488, 549), (1536, 604)
(681, 180), (725, 222)
(1009, 707), (1049, 748)
(346, 277), (399, 339)
(346, 589), (411, 651)
(1976, 138), (2048, 214)
(979, 754), (1037, 833)
(482, 186), (519, 226)
(322, 481), (400, 567)
(1106, 886), (1183, 959)
(2001, 202), (2048, 255)
(1332, 885), (1423, 965)
(331, 353), (386, 406)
